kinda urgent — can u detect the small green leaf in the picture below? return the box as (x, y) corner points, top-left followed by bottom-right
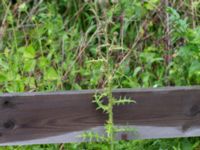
(0, 73), (7, 82)
(38, 57), (49, 70)
(24, 59), (36, 72)
(23, 45), (36, 59)
(189, 61), (200, 78)
(19, 3), (27, 12)
(133, 67), (142, 76)
(44, 67), (59, 80)
(24, 77), (36, 89)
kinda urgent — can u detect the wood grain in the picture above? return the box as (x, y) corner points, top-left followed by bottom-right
(0, 86), (200, 145)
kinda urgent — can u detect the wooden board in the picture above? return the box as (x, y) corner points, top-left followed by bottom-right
(0, 86), (200, 145)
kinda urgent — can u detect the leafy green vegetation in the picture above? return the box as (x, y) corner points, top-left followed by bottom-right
(1, 137), (200, 150)
(0, 0), (200, 149)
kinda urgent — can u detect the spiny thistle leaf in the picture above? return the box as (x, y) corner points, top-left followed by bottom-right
(93, 92), (109, 112)
(80, 131), (106, 142)
(114, 126), (136, 133)
(114, 97), (136, 106)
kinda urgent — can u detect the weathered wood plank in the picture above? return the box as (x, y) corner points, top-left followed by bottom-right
(0, 86), (200, 145)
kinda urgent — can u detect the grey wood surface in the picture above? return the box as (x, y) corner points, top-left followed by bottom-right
(0, 86), (200, 145)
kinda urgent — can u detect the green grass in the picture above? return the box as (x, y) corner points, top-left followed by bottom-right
(0, 0), (200, 149)
(1, 138), (200, 150)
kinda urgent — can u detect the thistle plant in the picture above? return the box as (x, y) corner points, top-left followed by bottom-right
(82, 5), (135, 148)
(82, 39), (135, 150)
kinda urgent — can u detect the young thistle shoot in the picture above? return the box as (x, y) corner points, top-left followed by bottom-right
(82, 39), (135, 150)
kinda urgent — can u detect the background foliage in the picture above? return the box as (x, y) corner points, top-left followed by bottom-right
(0, 0), (200, 149)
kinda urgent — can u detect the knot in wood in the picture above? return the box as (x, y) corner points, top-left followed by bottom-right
(3, 100), (11, 107)
(189, 105), (200, 116)
(3, 120), (15, 129)
(2, 99), (15, 108)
